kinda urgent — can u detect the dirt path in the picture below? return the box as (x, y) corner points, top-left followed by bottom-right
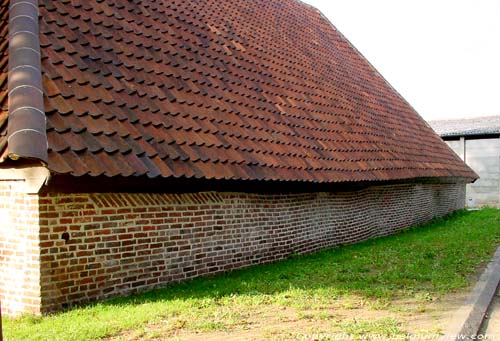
(108, 291), (468, 340)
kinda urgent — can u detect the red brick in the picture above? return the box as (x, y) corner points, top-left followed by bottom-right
(0, 182), (466, 316)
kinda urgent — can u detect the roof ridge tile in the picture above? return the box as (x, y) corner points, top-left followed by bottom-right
(6, 0), (48, 163)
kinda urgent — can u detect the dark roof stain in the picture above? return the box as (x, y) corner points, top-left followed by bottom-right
(0, 0), (477, 183)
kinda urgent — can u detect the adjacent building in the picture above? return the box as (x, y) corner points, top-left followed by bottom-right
(430, 116), (500, 208)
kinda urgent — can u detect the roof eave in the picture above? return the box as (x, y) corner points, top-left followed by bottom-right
(41, 172), (477, 194)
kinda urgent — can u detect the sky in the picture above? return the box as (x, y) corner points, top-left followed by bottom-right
(302, 0), (500, 121)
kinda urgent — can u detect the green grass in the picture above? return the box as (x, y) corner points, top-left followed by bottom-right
(333, 317), (405, 337)
(4, 208), (500, 340)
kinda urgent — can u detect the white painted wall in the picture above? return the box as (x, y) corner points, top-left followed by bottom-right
(447, 138), (464, 160)
(465, 138), (500, 207)
(445, 137), (500, 208)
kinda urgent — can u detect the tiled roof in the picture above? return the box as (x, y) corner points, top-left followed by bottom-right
(0, 0), (7, 158)
(0, 0), (477, 183)
(429, 116), (500, 137)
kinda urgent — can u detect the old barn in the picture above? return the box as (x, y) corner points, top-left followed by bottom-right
(0, 0), (476, 315)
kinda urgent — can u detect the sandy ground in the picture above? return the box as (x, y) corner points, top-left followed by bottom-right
(107, 263), (488, 340)
(108, 290), (469, 340)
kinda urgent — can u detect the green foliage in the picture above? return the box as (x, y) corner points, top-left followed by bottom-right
(4, 209), (499, 340)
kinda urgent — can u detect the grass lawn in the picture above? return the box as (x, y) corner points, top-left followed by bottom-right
(4, 208), (500, 340)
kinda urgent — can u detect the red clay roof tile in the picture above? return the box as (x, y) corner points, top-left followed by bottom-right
(0, 0), (477, 183)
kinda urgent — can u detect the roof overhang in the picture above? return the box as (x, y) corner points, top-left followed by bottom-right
(41, 173), (474, 194)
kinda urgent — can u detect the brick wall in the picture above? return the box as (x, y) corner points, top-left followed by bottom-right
(33, 182), (465, 313)
(0, 181), (41, 315)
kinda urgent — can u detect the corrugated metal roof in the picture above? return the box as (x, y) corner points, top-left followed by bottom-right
(429, 116), (500, 137)
(0, 0), (477, 183)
